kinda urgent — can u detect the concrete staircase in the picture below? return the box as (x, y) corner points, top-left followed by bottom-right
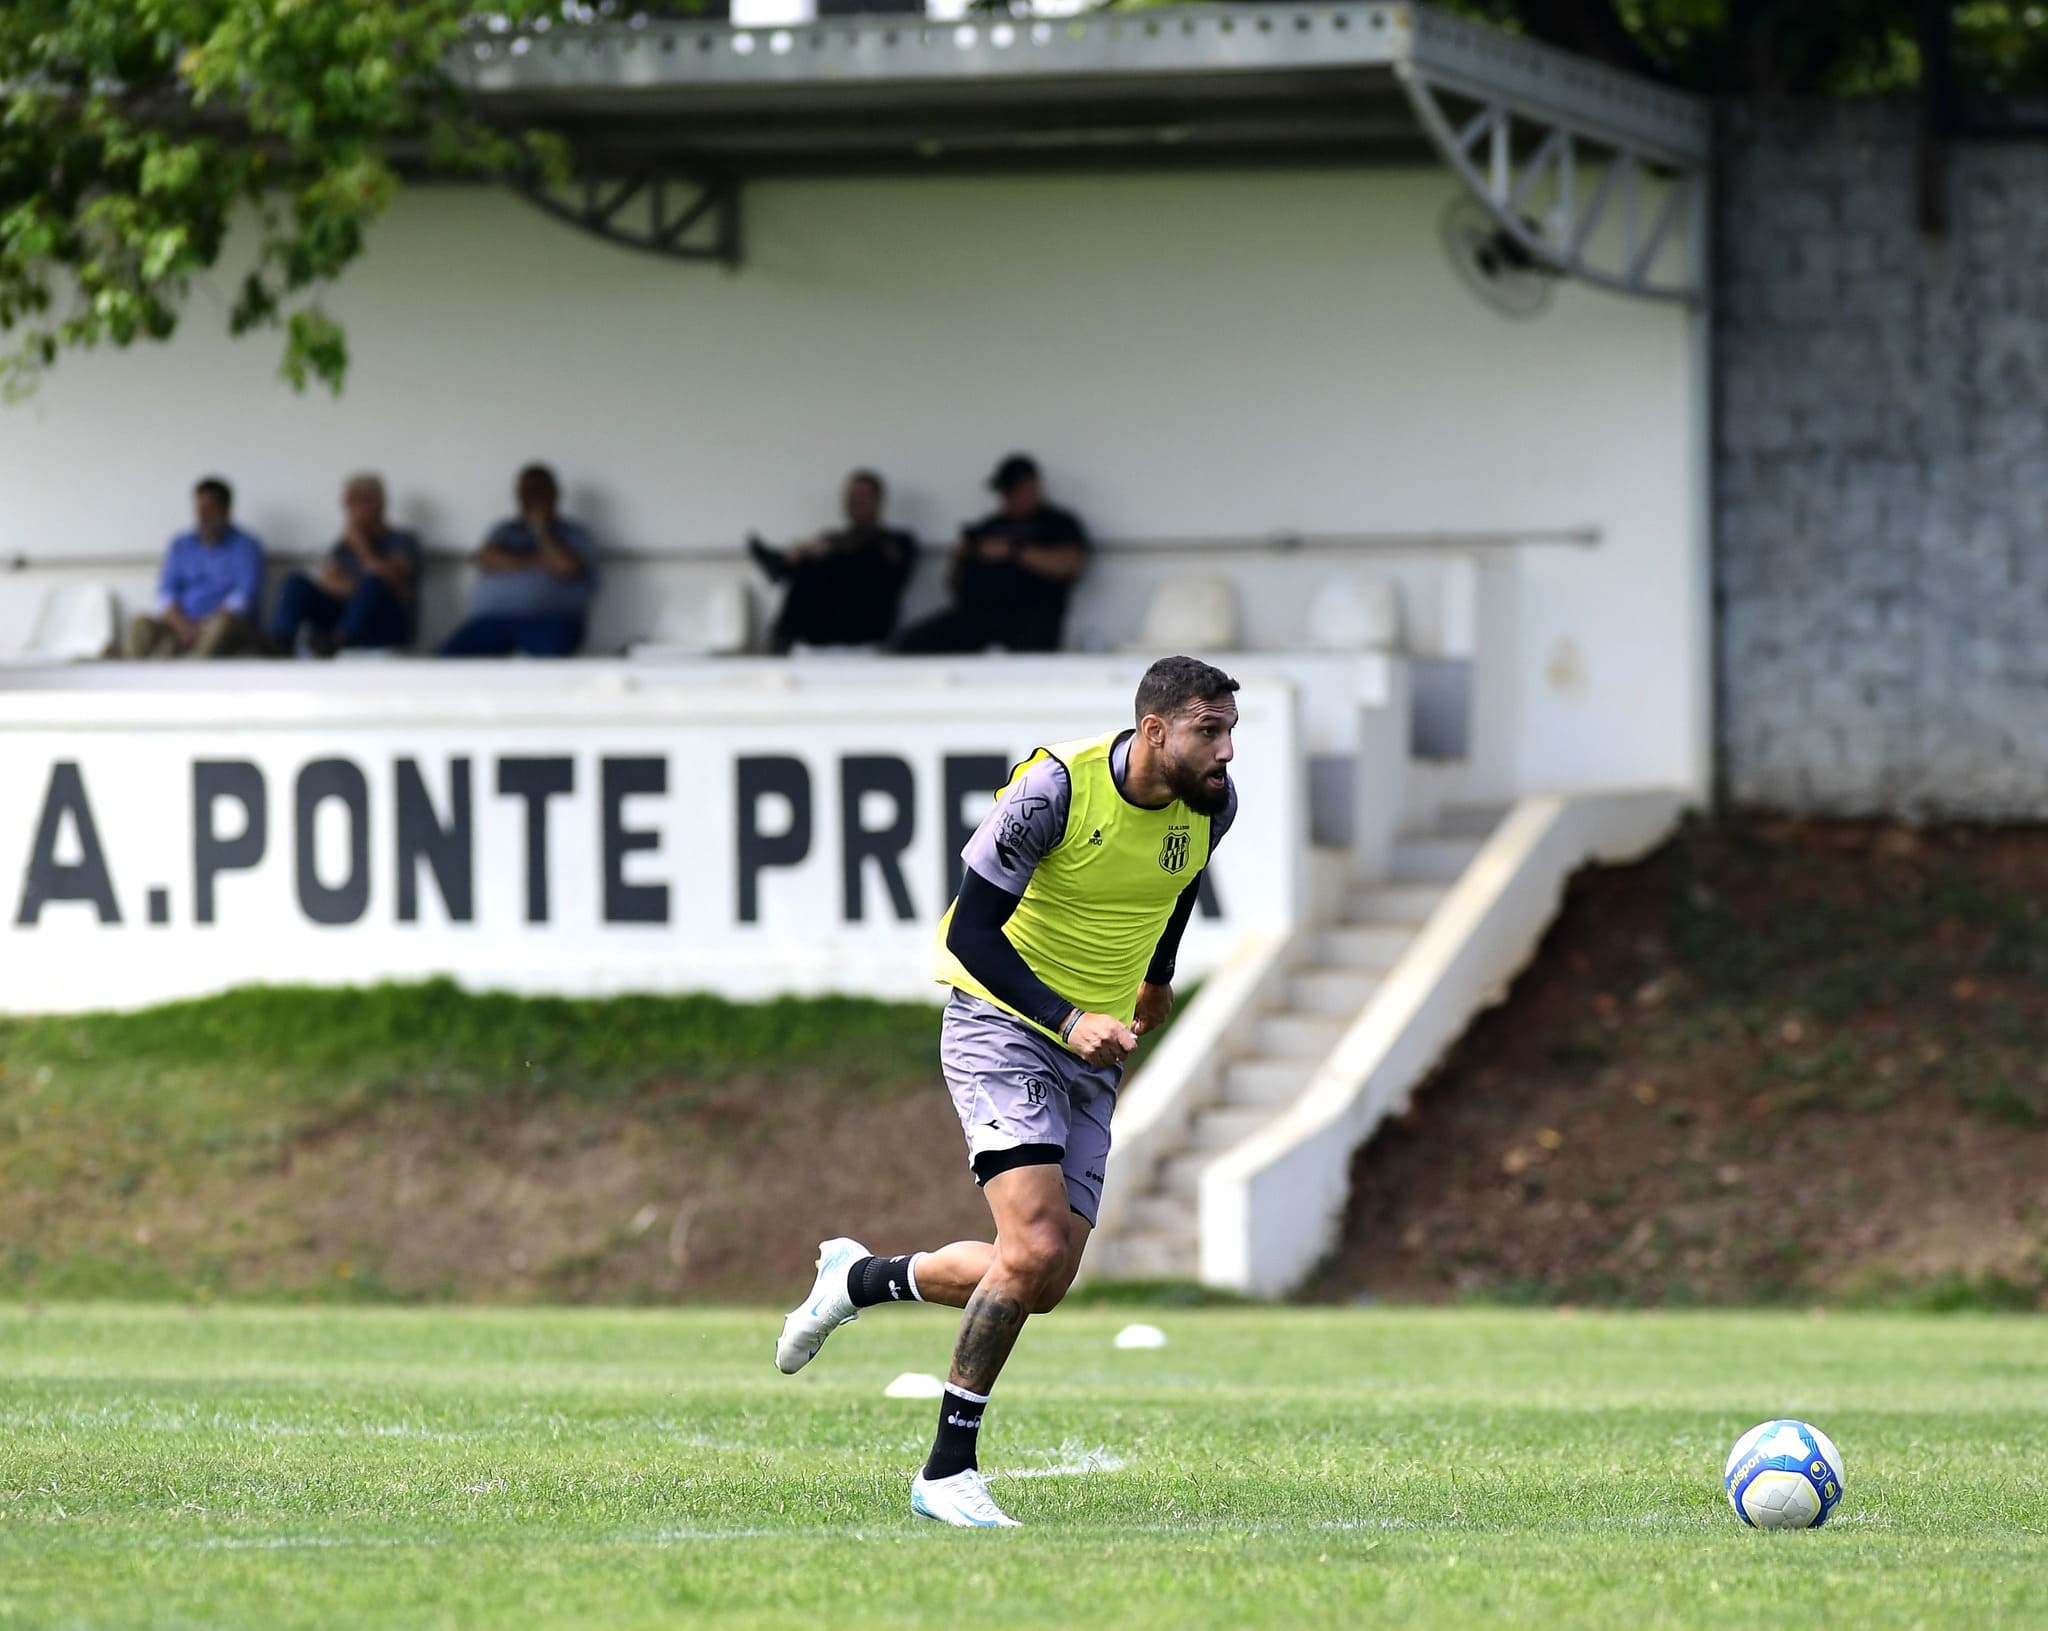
(1103, 809), (1503, 1280)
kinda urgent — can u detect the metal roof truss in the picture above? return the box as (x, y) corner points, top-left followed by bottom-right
(466, 2), (1707, 301)
(517, 167), (741, 264)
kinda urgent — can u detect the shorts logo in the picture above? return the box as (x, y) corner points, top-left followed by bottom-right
(1023, 1078), (1047, 1107)
(1158, 825), (1191, 874)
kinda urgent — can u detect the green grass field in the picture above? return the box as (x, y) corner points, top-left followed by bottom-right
(3, 1306), (2044, 1628)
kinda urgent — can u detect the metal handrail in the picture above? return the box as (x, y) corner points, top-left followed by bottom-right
(3, 525), (1597, 574)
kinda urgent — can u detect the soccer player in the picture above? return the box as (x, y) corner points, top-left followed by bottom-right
(775, 654), (1240, 1527)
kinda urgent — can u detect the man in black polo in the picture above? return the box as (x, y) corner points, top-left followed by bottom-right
(892, 454), (1090, 655)
(749, 468), (916, 650)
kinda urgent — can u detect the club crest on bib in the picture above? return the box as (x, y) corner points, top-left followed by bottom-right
(1158, 825), (1191, 874)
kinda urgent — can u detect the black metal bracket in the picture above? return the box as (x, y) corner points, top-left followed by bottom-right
(514, 167), (743, 266)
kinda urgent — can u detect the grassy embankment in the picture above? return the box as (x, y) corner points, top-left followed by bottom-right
(0, 982), (941, 1302)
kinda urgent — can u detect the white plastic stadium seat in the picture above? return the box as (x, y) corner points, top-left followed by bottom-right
(1305, 576), (1403, 652)
(634, 577), (756, 658)
(1125, 577), (1240, 653)
(25, 583), (118, 661)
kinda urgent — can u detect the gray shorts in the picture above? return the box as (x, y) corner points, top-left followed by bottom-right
(940, 992), (1120, 1227)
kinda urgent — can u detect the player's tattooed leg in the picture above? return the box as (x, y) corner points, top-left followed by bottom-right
(949, 1288), (1028, 1395)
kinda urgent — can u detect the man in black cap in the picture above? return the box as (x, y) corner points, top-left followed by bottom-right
(893, 454), (1090, 654)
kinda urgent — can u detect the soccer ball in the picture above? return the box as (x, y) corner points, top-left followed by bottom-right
(1723, 1419), (1846, 1529)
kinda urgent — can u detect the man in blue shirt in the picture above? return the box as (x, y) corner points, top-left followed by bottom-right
(269, 472), (421, 656)
(125, 477), (266, 658)
(438, 463), (596, 657)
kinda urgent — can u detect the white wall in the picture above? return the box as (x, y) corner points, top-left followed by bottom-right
(0, 166), (1706, 799)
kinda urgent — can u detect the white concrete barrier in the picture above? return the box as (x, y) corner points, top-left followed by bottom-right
(1088, 925), (1297, 1274)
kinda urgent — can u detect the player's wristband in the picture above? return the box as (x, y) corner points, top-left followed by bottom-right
(1059, 1008), (1083, 1043)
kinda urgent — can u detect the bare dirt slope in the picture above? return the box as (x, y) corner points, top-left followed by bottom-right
(1307, 820), (2048, 1308)
(4, 1071), (993, 1306)
(243, 1077), (990, 1304)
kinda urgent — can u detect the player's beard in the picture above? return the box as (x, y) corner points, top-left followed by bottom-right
(1167, 753), (1230, 816)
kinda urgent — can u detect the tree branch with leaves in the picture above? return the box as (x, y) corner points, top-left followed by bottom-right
(0, 0), (563, 397)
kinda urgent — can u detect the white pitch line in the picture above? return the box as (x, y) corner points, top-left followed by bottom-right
(1000, 1445), (1130, 1480)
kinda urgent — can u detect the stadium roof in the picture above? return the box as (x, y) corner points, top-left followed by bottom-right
(458, 1), (1709, 300)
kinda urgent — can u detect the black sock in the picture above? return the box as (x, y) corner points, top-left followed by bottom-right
(923, 1384), (988, 1480)
(847, 1253), (923, 1309)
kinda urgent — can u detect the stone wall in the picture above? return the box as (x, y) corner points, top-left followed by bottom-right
(1717, 101), (2048, 817)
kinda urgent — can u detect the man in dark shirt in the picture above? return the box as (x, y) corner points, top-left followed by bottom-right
(268, 473), (421, 656)
(749, 469), (915, 651)
(892, 454), (1089, 655)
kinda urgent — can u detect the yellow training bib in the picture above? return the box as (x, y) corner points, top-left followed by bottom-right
(935, 729), (1211, 1036)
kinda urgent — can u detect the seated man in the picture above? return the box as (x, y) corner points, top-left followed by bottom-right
(126, 476), (265, 658)
(892, 454), (1089, 655)
(748, 468), (915, 651)
(439, 464), (596, 658)
(269, 473), (420, 656)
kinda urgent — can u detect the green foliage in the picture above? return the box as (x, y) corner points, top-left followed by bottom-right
(0, 0), (566, 397)
(1937, 2), (2048, 97)
(1440, 0), (2048, 96)
(3, 1306), (2047, 1627)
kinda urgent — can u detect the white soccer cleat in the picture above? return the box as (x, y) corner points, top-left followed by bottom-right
(911, 1467), (1021, 1529)
(774, 1236), (867, 1375)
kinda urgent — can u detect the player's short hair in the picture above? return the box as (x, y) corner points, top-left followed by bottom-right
(193, 476), (232, 512)
(848, 467), (885, 497)
(1135, 655), (1240, 723)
